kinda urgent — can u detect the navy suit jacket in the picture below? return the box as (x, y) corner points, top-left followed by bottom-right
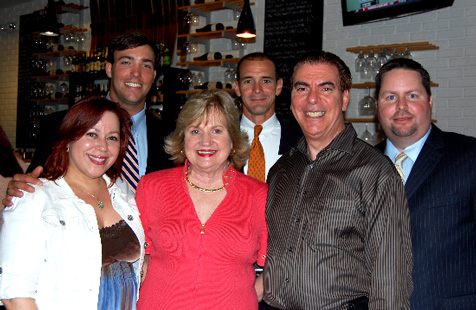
(377, 124), (476, 309)
(28, 109), (174, 174)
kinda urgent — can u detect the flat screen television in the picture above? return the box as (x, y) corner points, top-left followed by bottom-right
(342, 0), (455, 26)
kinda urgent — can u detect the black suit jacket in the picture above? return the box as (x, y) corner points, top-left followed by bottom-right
(28, 109), (174, 173)
(277, 117), (303, 155)
(377, 124), (476, 309)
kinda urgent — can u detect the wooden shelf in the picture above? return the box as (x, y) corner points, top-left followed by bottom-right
(176, 88), (235, 95)
(178, 28), (236, 40)
(179, 1), (254, 13)
(352, 81), (439, 89)
(33, 50), (85, 57)
(177, 57), (239, 68)
(347, 41), (439, 55)
(31, 98), (69, 103)
(31, 74), (70, 81)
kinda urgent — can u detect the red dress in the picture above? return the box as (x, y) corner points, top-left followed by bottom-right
(136, 163), (268, 310)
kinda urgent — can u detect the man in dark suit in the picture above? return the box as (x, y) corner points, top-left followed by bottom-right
(375, 58), (476, 309)
(234, 52), (302, 182)
(3, 33), (173, 205)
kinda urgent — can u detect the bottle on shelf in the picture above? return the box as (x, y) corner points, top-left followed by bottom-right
(193, 52), (222, 61)
(197, 81), (223, 90)
(195, 23), (225, 33)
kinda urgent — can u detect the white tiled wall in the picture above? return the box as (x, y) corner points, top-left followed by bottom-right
(1, 0), (475, 147)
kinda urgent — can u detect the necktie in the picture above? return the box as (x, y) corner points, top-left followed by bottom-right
(395, 152), (408, 183)
(247, 125), (265, 182)
(122, 135), (140, 193)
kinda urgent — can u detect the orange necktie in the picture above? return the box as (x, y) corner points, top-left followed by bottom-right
(248, 125), (265, 182)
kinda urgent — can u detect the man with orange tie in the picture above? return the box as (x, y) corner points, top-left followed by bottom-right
(375, 58), (476, 309)
(234, 53), (302, 183)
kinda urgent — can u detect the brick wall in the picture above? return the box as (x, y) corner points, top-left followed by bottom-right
(1, 0), (475, 147)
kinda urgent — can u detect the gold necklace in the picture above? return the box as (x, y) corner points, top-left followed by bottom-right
(185, 169), (225, 193)
(70, 179), (105, 210)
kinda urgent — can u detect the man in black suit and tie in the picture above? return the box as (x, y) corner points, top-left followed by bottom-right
(3, 33), (173, 205)
(375, 58), (476, 309)
(234, 52), (302, 182)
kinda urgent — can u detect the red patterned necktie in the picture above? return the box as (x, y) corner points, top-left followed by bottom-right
(247, 125), (265, 182)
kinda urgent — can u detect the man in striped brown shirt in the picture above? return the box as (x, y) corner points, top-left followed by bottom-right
(262, 51), (413, 309)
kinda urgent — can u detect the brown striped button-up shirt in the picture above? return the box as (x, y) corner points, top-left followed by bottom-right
(263, 124), (413, 309)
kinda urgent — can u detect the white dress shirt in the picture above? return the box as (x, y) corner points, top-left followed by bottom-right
(241, 114), (281, 181)
(0, 176), (145, 310)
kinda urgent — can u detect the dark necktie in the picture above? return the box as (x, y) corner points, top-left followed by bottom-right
(122, 133), (140, 192)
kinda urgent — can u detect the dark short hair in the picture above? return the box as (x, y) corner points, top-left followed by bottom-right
(375, 58), (432, 99)
(236, 52), (280, 81)
(290, 51), (352, 92)
(42, 97), (131, 183)
(165, 90), (249, 170)
(107, 33), (160, 68)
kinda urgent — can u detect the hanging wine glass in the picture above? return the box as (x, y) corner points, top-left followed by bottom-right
(232, 38), (241, 50)
(373, 124), (386, 145)
(359, 88), (377, 116)
(360, 56), (372, 82)
(191, 15), (200, 26)
(367, 50), (378, 80)
(376, 49), (388, 73)
(195, 72), (205, 89)
(233, 9), (241, 20)
(402, 47), (412, 59)
(184, 12), (193, 24)
(360, 124), (374, 145)
(355, 50), (365, 73)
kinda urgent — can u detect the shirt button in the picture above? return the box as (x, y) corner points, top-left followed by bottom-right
(295, 218), (300, 223)
(303, 190), (307, 195)
(59, 220), (65, 226)
(285, 278), (290, 283)
(288, 247), (293, 252)
(128, 215), (133, 221)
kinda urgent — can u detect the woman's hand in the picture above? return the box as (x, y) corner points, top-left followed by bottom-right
(2, 298), (39, 310)
(254, 274), (264, 302)
(141, 254), (150, 286)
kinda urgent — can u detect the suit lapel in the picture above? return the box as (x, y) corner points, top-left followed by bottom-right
(405, 125), (446, 199)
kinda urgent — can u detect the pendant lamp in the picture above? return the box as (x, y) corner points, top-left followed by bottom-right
(236, 0), (256, 38)
(40, 0), (60, 36)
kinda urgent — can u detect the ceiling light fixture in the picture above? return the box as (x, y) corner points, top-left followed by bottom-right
(236, 0), (256, 39)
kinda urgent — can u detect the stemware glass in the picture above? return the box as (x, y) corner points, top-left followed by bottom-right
(376, 49), (388, 73)
(402, 47), (412, 59)
(360, 124), (374, 145)
(355, 50), (365, 73)
(359, 88), (377, 116)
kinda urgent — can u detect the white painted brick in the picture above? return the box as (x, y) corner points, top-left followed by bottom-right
(448, 118), (475, 128)
(449, 98), (476, 108)
(437, 28), (465, 39)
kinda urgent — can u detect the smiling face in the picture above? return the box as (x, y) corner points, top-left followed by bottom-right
(234, 59), (283, 124)
(66, 111), (121, 182)
(290, 63), (349, 158)
(106, 45), (156, 115)
(377, 69), (433, 150)
(183, 108), (233, 175)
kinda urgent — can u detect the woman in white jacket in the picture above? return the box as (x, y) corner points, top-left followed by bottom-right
(0, 97), (145, 310)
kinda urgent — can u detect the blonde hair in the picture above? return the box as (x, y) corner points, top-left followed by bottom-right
(165, 90), (249, 170)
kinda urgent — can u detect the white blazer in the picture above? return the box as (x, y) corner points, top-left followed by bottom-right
(0, 176), (145, 310)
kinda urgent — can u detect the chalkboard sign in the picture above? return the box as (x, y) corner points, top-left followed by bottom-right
(264, 0), (324, 120)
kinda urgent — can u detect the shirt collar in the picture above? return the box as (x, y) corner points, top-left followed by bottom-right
(292, 123), (357, 159)
(240, 113), (279, 135)
(130, 106), (146, 134)
(385, 126), (432, 163)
